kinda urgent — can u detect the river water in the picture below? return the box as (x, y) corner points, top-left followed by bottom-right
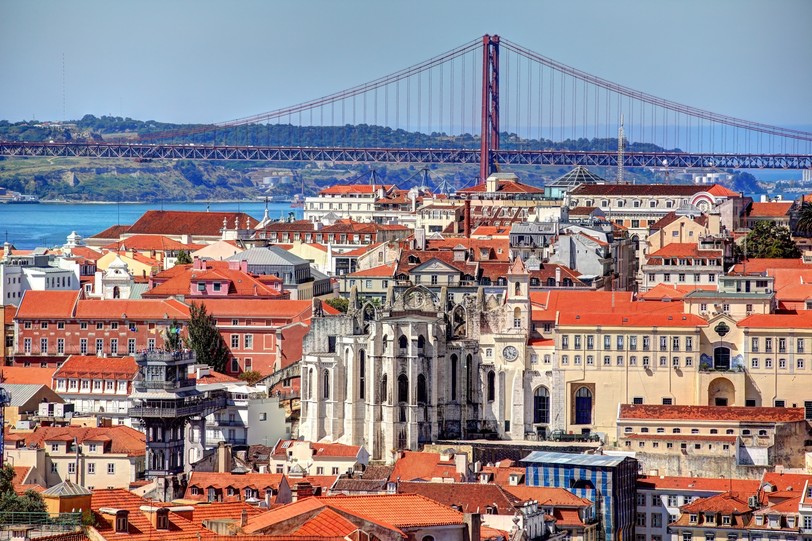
(0, 201), (303, 250)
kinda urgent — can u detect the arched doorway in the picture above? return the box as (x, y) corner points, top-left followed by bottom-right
(708, 377), (735, 406)
(714, 346), (731, 370)
(574, 387), (592, 425)
(533, 386), (550, 424)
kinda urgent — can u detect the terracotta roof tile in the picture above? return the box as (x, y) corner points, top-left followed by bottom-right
(397, 482), (520, 515)
(186, 472), (286, 494)
(53, 356), (137, 381)
(739, 311), (812, 329)
(0, 366), (57, 387)
(16, 290), (80, 319)
(318, 184), (395, 196)
(747, 202), (793, 217)
(647, 243), (723, 258)
(127, 210), (257, 236)
(90, 224), (132, 239)
(638, 283), (717, 301)
(636, 475), (760, 494)
(15, 426), (145, 457)
(389, 451), (465, 482)
(730, 258), (808, 273)
(504, 486), (592, 508)
(317, 493), (464, 528)
(200, 299), (313, 319)
(457, 179), (543, 195)
(346, 263), (397, 278)
(291, 507), (359, 537)
(74, 298), (191, 320)
(102, 235), (204, 252)
(619, 404), (805, 423)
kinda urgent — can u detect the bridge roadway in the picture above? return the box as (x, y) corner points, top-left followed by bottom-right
(1, 141), (810, 170)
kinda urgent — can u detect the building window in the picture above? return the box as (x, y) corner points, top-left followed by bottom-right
(128, 339), (136, 354)
(751, 357), (759, 369)
(231, 335), (239, 348)
(68, 463), (76, 474)
(110, 339), (118, 355)
(57, 338), (64, 354)
(244, 335), (253, 349)
(80, 339), (87, 354)
(107, 463), (115, 474)
(533, 387), (550, 424)
(96, 339), (104, 354)
(88, 463), (95, 474)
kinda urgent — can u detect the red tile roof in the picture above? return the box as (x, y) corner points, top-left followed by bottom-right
(290, 507), (359, 537)
(0, 366), (57, 387)
(457, 179), (543, 195)
(144, 262), (284, 299)
(185, 472), (286, 495)
(91, 224), (132, 239)
(127, 210), (257, 236)
(637, 475), (760, 494)
(271, 440), (361, 459)
(15, 426), (145, 456)
(504, 486), (592, 508)
(102, 235), (204, 252)
(53, 356), (137, 381)
(91, 489), (210, 541)
(74, 298), (191, 320)
(316, 493), (464, 528)
(730, 258), (808, 273)
(569, 206), (601, 216)
(739, 311), (812, 329)
(638, 283), (717, 301)
(619, 404), (805, 423)
(346, 263), (397, 278)
(389, 451), (465, 482)
(397, 482), (520, 515)
(16, 290), (80, 319)
(201, 299), (313, 320)
(318, 184), (395, 196)
(747, 201), (793, 218)
(647, 243), (723, 258)
(706, 184), (741, 197)
(681, 491), (751, 515)
(557, 311), (705, 328)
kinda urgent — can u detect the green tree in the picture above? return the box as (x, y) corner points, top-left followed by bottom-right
(238, 370), (264, 385)
(794, 202), (812, 237)
(175, 250), (193, 265)
(324, 297), (349, 313)
(0, 464), (46, 515)
(737, 221), (801, 259)
(163, 319), (183, 352)
(184, 302), (230, 372)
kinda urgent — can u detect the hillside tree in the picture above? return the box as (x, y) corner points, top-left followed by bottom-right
(737, 221), (800, 259)
(184, 302), (230, 373)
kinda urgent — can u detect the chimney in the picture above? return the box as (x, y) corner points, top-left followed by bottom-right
(464, 513), (481, 541)
(291, 481), (314, 502)
(216, 441), (232, 473)
(240, 509), (248, 528)
(485, 174), (498, 194)
(555, 266), (562, 286)
(454, 452), (469, 478)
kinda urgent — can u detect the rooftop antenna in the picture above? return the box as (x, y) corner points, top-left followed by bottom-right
(617, 114), (624, 184)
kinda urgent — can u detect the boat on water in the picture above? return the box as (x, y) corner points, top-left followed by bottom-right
(290, 194), (304, 208)
(1, 195), (40, 204)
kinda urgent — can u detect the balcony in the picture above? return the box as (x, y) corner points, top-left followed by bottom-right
(134, 379), (195, 392)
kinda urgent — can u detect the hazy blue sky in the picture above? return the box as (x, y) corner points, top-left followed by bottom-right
(1, 0), (810, 128)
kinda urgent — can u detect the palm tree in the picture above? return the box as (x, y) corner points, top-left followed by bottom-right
(794, 202), (812, 237)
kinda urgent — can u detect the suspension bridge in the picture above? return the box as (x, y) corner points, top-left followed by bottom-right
(2, 35), (811, 178)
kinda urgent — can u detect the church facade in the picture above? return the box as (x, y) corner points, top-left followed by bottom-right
(299, 259), (536, 463)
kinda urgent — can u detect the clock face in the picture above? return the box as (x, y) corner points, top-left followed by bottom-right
(502, 345), (519, 361)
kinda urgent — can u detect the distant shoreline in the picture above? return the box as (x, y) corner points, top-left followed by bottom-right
(38, 199), (284, 205)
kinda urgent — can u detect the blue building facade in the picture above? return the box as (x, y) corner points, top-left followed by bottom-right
(522, 451), (637, 541)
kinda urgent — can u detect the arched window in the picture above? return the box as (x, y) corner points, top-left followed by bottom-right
(380, 374), (388, 403)
(487, 371), (495, 402)
(112, 286), (120, 299)
(513, 307), (522, 329)
(450, 355), (458, 401)
(514, 282), (521, 296)
(399, 335), (408, 351)
(306, 368), (313, 400)
(382, 335), (388, 353)
(714, 346), (731, 370)
(397, 374), (408, 403)
(547, 277), (556, 286)
(563, 278), (573, 287)
(574, 387), (593, 425)
(422, 536), (435, 541)
(359, 350), (366, 400)
(417, 374), (427, 404)
(322, 370), (330, 400)
(417, 335), (426, 351)
(533, 386), (550, 424)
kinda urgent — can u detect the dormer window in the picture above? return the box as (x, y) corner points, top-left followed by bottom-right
(213, 282), (222, 292)
(722, 515), (731, 525)
(155, 508), (169, 531)
(705, 513), (716, 524)
(197, 283), (206, 292)
(690, 514), (698, 524)
(755, 515), (764, 526)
